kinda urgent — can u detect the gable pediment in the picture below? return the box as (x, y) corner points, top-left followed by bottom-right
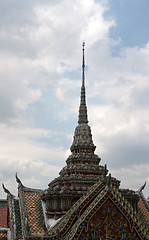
(54, 182), (148, 240)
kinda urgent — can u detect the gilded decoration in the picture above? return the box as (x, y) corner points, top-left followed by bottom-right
(79, 199), (141, 240)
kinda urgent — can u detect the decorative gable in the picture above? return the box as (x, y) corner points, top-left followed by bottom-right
(79, 198), (142, 240)
(54, 179), (148, 240)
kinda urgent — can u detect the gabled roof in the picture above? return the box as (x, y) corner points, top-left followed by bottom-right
(2, 176), (47, 239)
(137, 183), (149, 224)
(48, 176), (148, 240)
(16, 175), (46, 238)
(48, 178), (105, 238)
(2, 183), (22, 240)
(1, 175), (149, 240)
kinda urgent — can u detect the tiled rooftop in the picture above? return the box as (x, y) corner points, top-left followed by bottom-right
(24, 191), (45, 234)
(138, 197), (149, 224)
(0, 200), (8, 228)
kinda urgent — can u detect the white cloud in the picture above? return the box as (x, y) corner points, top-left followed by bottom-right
(111, 164), (149, 197)
(0, 123), (65, 197)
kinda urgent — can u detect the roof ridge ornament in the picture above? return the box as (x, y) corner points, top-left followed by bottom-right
(16, 172), (23, 185)
(137, 181), (146, 193)
(2, 183), (11, 195)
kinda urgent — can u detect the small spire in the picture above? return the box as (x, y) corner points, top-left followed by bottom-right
(78, 42), (88, 124)
(82, 41), (85, 87)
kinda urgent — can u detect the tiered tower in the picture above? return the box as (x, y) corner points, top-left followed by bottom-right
(42, 43), (115, 219)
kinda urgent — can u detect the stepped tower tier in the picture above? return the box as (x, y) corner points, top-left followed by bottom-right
(42, 43), (119, 219)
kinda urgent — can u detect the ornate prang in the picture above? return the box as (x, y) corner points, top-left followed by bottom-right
(44, 43), (108, 219)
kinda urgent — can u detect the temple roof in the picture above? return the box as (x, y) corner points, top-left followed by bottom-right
(137, 182), (149, 224)
(16, 175), (46, 237)
(1, 175), (148, 240)
(48, 176), (149, 240)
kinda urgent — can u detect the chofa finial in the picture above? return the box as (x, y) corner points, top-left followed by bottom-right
(138, 181), (146, 193)
(15, 172), (22, 184)
(2, 183), (10, 194)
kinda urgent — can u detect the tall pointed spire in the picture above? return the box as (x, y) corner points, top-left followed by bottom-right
(82, 41), (85, 87)
(45, 43), (107, 220)
(78, 42), (88, 124)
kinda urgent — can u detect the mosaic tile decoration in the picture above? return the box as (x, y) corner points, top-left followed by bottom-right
(79, 198), (141, 240)
(14, 198), (23, 239)
(0, 230), (7, 240)
(63, 186), (148, 240)
(24, 191), (45, 234)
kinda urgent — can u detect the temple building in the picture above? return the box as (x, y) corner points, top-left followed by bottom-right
(0, 43), (148, 240)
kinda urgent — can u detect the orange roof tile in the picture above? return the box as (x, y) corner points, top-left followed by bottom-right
(138, 197), (149, 224)
(0, 208), (7, 228)
(0, 200), (8, 228)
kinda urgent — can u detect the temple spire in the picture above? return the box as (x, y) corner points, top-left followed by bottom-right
(82, 41), (85, 87)
(78, 42), (88, 124)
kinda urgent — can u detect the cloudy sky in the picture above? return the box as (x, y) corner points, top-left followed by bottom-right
(0, 0), (149, 198)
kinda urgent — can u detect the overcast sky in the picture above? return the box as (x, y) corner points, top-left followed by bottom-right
(0, 0), (149, 198)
